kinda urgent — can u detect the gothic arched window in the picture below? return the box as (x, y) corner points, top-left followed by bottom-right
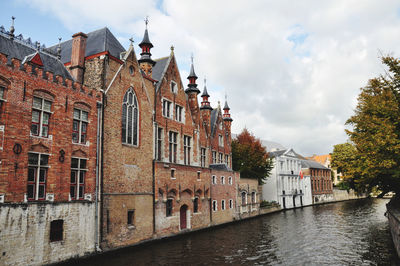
(122, 88), (139, 145)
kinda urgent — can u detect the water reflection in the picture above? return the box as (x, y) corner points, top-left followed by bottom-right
(61, 199), (399, 265)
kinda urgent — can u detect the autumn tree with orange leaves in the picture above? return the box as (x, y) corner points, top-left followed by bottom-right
(232, 129), (273, 184)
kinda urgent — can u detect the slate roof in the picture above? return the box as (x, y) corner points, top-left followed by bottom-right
(152, 56), (169, 82)
(210, 108), (219, 136)
(269, 149), (305, 159)
(301, 159), (329, 170)
(48, 27), (125, 64)
(0, 32), (72, 79)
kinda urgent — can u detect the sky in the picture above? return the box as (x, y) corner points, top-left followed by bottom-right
(2, 0), (400, 156)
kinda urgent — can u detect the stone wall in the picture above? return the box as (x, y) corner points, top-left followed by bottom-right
(386, 205), (400, 258)
(0, 202), (95, 266)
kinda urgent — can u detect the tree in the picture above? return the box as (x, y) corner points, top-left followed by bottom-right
(331, 142), (359, 191)
(232, 129), (274, 184)
(345, 56), (400, 195)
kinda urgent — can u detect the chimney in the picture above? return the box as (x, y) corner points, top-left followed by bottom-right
(70, 32), (87, 84)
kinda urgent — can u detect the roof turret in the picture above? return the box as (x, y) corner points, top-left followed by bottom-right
(185, 55), (200, 94)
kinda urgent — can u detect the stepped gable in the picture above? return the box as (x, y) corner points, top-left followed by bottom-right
(0, 32), (72, 80)
(48, 27), (125, 64)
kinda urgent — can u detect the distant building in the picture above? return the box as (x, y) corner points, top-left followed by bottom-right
(262, 149), (313, 209)
(307, 154), (342, 185)
(301, 159), (333, 203)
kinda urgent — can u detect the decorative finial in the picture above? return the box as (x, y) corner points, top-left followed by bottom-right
(145, 16), (149, 29)
(191, 53), (194, 64)
(129, 37), (134, 47)
(225, 92), (227, 101)
(204, 77), (207, 86)
(57, 37), (62, 59)
(9, 16), (15, 40)
(36, 41), (40, 51)
(170, 45), (174, 51)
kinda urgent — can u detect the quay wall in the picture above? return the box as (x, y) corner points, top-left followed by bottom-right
(0, 202), (95, 266)
(386, 203), (400, 258)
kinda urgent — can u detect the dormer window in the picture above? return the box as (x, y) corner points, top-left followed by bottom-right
(175, 105), (183, 122)
(171, 81), (178, 94)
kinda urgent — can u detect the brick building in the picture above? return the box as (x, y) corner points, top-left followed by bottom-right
(301, 159), (333, 203)
(0, 24), (101, 265)
(53, 27), (155, 250)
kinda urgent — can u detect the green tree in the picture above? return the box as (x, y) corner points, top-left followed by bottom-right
(331, 142), (359, 191)
(345, 56), (400, 195)
(232, 129), (274, 184)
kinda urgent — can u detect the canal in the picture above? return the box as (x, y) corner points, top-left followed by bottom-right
(63, 198), (399, 265)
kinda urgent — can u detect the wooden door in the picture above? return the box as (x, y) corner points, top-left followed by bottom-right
(180, 205), (187, 229)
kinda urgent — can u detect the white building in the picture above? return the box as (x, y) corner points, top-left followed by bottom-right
(262, 149), (313, 209)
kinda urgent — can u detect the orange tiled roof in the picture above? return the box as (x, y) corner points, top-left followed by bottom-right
(306, 154), (330, 165)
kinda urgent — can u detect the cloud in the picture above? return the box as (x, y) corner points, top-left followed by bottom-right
(12, 0), (400, 155)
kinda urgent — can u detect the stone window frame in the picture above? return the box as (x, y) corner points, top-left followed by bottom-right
(228, 176), (233, 185)
(156, 127), (163, 161)
(221, 176), (225, 185)
(212, 151), (217, 164)
(127, 209), (135, 226)
(251, 191), (256, 203)
(218, 134), (223, 147)
(170, 80), (178, 94)
(212, 175), (217, 185)
(27, 152), (49, 201)
(72, 108), (89, 145)
(122, 87), (139, 146)
(218, 152), (223, 163)
(175, 104), (184, 123)
(169, 131), (178, 163)
(183, 135), (191, 165)
(221, 199), (226, 210)
(50, 220), (64, 242)
(70, 157), (88, 200)
(241, 191), (247, 206)
(229, 199), (233, 209)
(31, 96), (52, 138)
(200, 147), (206, 168)
(193, 197), (199, 213)
(162, 98), (173, 119)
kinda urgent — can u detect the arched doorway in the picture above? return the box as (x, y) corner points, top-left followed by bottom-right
(180, 205), (189, 230)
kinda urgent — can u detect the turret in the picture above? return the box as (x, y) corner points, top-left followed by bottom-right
(185, 56), (201, 124)
(200, 78), (212, 132)
(223, 96), (233, 134)
(138, 17), (156, 77)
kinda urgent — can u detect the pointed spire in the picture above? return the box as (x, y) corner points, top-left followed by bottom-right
(9, 16), (15, 40)
(223, 94), (233, 122)
(223, 94), (230, 110)
(138, 16), (155, 70)
(185, 54), (200, 94)
(201, 77), (210, 97)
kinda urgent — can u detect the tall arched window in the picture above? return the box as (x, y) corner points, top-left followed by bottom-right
(122, 88), (139, 145)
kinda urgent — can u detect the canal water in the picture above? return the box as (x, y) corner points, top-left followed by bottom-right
(64, 198), (399, 265)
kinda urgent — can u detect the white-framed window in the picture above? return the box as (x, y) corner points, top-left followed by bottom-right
(183, 135), (191, 165)
(221, 200), (225, 210)
(225, 155), (229, 166)
(197, 171), (201, 180)
(221, 176), (225, 184)
(72, 108), (88, 144)
(162, 99), (172, 118)
(218, 153), (223, 163)
(171, 81), (177, 94)
(229, 199), (233, 209)
(175, 105), (183, 122)
(212, 151), (217, 164)
(169, 131), (178, 163)
(212, 175), (217, 184)
(156, 127), (163, 161)
(212, 200), (217, 211)
(228, 176), (232, 185)
(27, 152), (49, 200)
(31, 96), (52, 137)
(122, 88), (139, 146)
(218, 134), (223, 146)
(70, 157), (88, 200)
(200, 148), (206, 168)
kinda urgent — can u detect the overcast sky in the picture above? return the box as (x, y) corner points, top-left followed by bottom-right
(2, 0), (400, 156)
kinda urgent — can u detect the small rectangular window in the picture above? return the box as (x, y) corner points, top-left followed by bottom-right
(194, 198), (199, 213)
(212, 151), (217, 164)
(229, 199), (233, 209)
(212, 175), (216, 185)
(221, 200), (225, 210)
(163, 99), (172, 118)
(200, 148), (206, 168)
(175, 105), (183, 122)
(171, 169), (175, 179)
(183, 136), (191, 165)
(50, 220), (63, 242)
(212, 200), (217, 211)
(127, 210), (135, 225)
(197, 171), (201, 180)
(166, 199), (173, 217)
(156, 127), (163, 160)
(219, 153), (223, 163)
(169, 131), (178, 163)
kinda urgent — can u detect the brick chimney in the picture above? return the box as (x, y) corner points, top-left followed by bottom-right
(70, 32), (87, 84)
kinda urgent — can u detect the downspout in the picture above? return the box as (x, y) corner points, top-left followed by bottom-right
(94, 101), (102, 252)
(152, 82), (157, 235)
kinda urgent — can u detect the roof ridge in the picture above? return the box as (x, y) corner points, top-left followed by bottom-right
(154, 56), (169, 61)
